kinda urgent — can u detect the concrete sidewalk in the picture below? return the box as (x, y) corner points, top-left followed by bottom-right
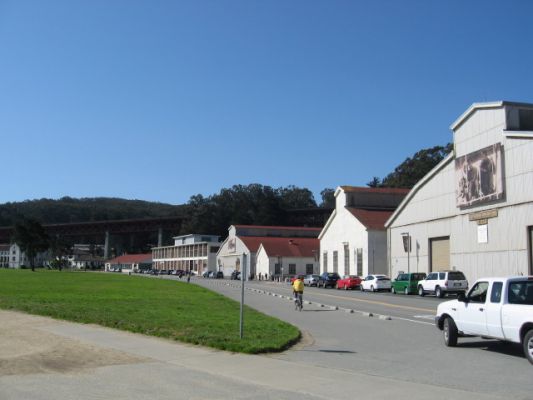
(0, 309), (502, 400)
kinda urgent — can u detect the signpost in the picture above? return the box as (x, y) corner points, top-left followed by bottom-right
(239, 253), (247, 339)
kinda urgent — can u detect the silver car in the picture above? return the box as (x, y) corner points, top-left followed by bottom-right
(303, 274), (320, 287)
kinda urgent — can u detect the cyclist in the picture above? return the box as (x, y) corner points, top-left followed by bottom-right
(292, 275), (304, 311)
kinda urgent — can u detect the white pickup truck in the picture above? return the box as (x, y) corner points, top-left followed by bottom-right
(435, 276), (533, 364)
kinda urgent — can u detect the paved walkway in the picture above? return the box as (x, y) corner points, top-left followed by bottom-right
(0, 309), (503, 400)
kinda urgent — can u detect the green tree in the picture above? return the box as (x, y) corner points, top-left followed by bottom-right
(12, 218), (49, 271)
(376, 143), (453, 188)
(319, 188), (335, 209)
(48, 235), (71, 271)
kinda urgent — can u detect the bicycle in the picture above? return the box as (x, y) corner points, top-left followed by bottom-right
(294, 291), (303, 311)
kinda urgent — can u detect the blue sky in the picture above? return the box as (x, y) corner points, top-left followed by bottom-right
(1, 0), (532, 206)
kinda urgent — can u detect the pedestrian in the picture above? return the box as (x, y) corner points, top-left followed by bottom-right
(187, 270), (191, 283)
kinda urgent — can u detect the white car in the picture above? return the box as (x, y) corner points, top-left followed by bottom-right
(360, 274), (391, 292)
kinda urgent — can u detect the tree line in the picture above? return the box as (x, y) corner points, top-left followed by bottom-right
(5, 142), (452, 259)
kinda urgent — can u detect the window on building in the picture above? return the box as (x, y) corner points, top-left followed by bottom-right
(343, 243), (350, 276)
(289, 264), (296, 275)
(274, 263), (281, 275)
(306, 264), (314, 274)
(323, 252), (328, 271)
(333, 251), (338, 273)
(356, 248), (363, 276)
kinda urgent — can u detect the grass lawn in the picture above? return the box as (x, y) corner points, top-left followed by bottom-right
(0, 269), (300, 353)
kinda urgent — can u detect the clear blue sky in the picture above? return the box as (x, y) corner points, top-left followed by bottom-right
(1, 0), (532, 206)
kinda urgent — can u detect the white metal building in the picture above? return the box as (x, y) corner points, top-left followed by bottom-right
(319, 187), (409, 277)
(386, 101), (533, 283)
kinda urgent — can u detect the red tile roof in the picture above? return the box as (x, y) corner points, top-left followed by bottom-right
(340, 186), (411, 195)
(107, 253), (152, 264)
(345, 208), (395, 230)
(239, 237), (319, 257)
(233, 225), (322, 232)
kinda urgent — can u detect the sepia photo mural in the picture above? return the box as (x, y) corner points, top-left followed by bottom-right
(455, 143), (504, 207)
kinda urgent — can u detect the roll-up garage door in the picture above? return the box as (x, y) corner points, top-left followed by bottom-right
(430, 237), (450, 272)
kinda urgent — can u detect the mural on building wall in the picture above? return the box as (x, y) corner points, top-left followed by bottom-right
(228, 238), (236, 253)
(455, 143), (504, 207)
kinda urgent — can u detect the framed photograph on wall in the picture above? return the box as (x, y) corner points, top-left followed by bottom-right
(455, 143), (504, 208)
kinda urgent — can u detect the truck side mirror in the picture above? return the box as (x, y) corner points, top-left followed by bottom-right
(457, 292), (466, 302)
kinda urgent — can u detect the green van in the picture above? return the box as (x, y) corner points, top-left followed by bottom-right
(391, 272), (427, 295)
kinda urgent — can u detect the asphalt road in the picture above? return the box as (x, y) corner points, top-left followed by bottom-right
(190, 277), (533, 399)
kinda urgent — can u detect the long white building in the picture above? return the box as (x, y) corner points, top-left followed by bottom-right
(386, 101), (533, 283)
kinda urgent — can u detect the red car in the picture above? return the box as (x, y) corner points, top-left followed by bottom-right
(336, 275), (362, 290)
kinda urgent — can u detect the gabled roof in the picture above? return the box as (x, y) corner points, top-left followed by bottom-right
(450, 100), (533, 131)
(258, 237), (319, 258)
(385, 153), (454, 228)
(107, 253), (152, 264)
(345, 208), (395, 231)
(238, 236), (318, 256)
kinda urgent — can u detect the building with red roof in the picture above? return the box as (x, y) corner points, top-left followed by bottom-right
(216, 225), (321, 280)
(318, 186), (408, 277)
(255, 237), (319, 279)
(105, 253), (152, 273)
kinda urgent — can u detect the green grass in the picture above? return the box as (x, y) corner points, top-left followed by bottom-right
(0, 269), (300, 353)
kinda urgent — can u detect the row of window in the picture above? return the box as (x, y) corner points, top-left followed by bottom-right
(322, 248), (363, 275)
(153, 259), (206, 271)
(152, 244), (220, 259)
(273, 263), (314, 275)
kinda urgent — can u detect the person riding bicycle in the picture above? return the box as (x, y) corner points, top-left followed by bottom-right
(292, 275), (304, 309)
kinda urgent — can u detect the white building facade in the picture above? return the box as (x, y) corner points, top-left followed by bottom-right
(0, 244), (9, 268)
(387, 101), (533, 283)
(319, 187), (408, 277)
(255, 238), (319, 280)
(152, 234), (220, 275)
(217, 225), (321, 279)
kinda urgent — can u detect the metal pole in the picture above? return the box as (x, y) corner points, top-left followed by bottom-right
(407, 236), (411, 274)
(240, 253), (247, 339)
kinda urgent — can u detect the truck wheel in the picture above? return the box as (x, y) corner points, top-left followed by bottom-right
(524, 330), (533, 365)
(335, 283), (339, 290)
(418, 286), (425, 297)
(404, 287), (409, 295)
(391, 286), (396, 294)
(360, 285), (364, 292)
(435, 286), (443, 298)
(443, 317), (458, 347)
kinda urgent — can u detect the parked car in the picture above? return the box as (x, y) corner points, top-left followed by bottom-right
(418, 270), (468, 298)
(317, 272), (341, 288)
(336, 275), (362, 290)
(391, 272), (427, 295)
(202, 270), (210, 278)
(303, 274), (320, 287)
(215, 271), (224, 279)
(360, 274), (391, 292)
(230, 270), (241, 280)
(435, 276), (533, 364)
